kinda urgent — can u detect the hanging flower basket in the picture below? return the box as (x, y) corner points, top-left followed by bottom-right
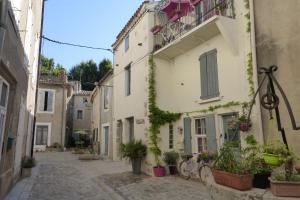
(239, 122), (250, 132)
(151, 25), (162, 35)
(263, 153), (283, 166)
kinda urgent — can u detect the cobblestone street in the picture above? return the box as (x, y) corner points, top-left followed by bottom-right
(5, 152), (211, 200)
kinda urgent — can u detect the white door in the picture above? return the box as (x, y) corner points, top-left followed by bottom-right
(34, 124), (50, 151)
(14, 96), (26, 176)
(0, 77), (9, 162)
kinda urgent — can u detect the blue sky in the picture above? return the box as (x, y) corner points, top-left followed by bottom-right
(43, 0), (144, 71)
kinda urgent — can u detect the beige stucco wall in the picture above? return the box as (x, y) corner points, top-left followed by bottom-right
(112, 6), (155, 166)
(73, 95), (92, 131)
(36, 84), (67, 148)
(253, 0), (300, 157)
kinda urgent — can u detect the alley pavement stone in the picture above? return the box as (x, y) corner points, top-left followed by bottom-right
(5, 152), (211, 200)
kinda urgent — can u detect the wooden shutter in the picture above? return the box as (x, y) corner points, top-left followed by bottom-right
(47, 91), (54, 112)
(207, 49), (219, 98)
(205, 114), (217, 153)
(38, 90), (45, 111)
(183, 117), (192, 155)
(200, 54), (208, 99)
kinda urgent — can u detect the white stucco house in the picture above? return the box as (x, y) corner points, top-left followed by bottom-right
(112, 0), (263, 175)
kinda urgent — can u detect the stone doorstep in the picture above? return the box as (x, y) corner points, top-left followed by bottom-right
(207, 182), (300, 200)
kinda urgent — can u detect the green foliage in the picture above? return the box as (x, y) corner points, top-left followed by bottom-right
(40, 55), (66, 76)
(120, 140), (147, 160)
(22, 156), (36, 168)
(186, 101), (242, 115)
(163, 151), (179, 165)
(148, 55), (181, 166)
(68, 58), (112, 91)
(273, 173), (300, 182)
(263, 141), (289, 156)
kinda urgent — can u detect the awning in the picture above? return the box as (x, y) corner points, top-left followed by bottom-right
(161, 0), (192, 21)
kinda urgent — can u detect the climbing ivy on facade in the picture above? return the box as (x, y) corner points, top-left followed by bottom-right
(148, 55), (181, 165)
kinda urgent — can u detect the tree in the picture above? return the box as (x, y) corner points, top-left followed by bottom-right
(40, 55), (65, 76)
(68, 58), (112, 91)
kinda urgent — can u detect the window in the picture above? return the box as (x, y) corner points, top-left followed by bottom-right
(38, 90), (54, 112)
(77, 110), (83, 120)
(125, 34), (129, 52)
(169, 124), (174, 149)
(83, 97), (88, 104)
(125, 65), (131, 96)
(35, 125), (48, 145)
(103, 86), (109, 109)
(126, 117), (134, 142)
(195, 118), (208, 152)
(0, 82), (8, 107)
(200, 49), (219, 99)
(0, 78), (9, 161)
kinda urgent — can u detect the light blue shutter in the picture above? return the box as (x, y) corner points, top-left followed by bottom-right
(38, 91), (45, 111)
(47, 91), (54, 112)
(206, 114), (217, 153)
(183, 117), (192, 155)
(207, 49), (219, 98)
(200, 54), (208, 99)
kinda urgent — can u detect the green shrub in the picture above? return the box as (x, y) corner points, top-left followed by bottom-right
(120, 140), (147, 160)
(163, 151), (179, 165)
(22, 156), (36, 168)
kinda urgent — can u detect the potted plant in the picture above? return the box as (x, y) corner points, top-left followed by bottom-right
(150, 146), (166, 177)
(21, 156), (36, 178)
(163, 151), (179, 175)
(212, 142), (253, 191)
(197, 151), (216, 164)
(120, 140), (147, 174)
(243, 135), (272, 189)
(269, 149), (300, 197)
(263, 141), (287, 166)
(238, 114), (251, 132)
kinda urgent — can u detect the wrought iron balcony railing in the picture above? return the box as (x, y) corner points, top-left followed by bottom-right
(152, 0), (235, 52)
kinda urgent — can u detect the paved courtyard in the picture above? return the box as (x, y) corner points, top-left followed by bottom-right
(5, 152), (211, 200)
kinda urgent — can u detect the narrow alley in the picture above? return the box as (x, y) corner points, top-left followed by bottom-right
(5, 152), (211, 200)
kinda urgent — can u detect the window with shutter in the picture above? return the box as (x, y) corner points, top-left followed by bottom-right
(205, 114), (217, 153)
(125, 34), (129, 52)
(38, 90), (55, 113)
(125, 65), (131, 96)
(200, 49), (219, 99)
(103, 86), (109, 109)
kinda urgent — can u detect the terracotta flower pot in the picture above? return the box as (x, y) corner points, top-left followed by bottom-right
(153, 166), (166, 177)
(212, 169), (252, 191)
(263, 153), (282, 166)
(270, 178), (300, 197)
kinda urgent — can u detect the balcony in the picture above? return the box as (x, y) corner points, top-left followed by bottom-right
(152, 0), (236, 58)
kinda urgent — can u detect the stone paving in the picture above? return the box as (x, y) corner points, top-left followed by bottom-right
(5, 152), (211, 200)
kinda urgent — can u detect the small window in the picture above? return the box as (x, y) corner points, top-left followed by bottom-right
(77, 110), (83, 120)
(200, 49), (219, 99)
(125, 34), (129, 52)
(103, 86), (109, 109)
(0, 82), (8, 107)
(125, 65), (131, 96)
(38, 90), (54, 112)
(36, 125), (49, 145)
(83, 97), (88, 104)
(169, 124), (174, 149)
(195, 118), (208, 152)
(126, 117), (134, 141)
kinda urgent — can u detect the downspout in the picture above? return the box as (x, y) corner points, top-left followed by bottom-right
(0, 0), (8, 56)
(31, 0), (45, 157)
(61, 81), (65, 147)
(249, 0), (264, 144)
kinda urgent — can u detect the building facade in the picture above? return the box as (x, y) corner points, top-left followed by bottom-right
(0, 0), (43, 197)
(112, 1), (157, 166)
(35, 73), (69, 151)
(91, 70), (113, 158)
(112, 0), (264, 175)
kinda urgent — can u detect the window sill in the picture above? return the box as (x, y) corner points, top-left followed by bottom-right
(195, 96), (223, 104)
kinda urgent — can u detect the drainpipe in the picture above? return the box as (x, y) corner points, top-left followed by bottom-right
(61, 77), (66, 147)
(31, 0), (45, 157)
(0, 0), (7, 57)
(249, 0), (264, 144)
